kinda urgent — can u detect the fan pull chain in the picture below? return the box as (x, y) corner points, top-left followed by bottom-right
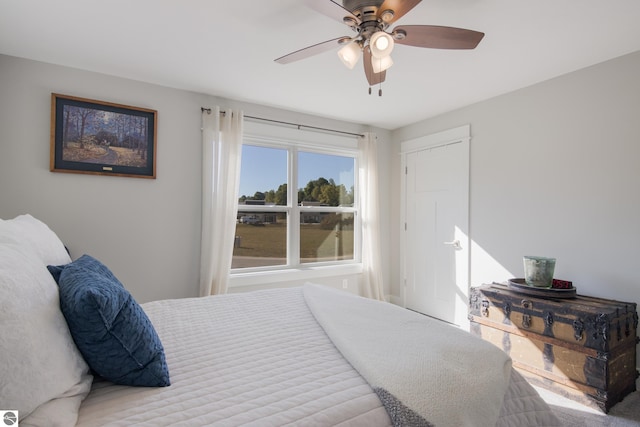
(367, 84), (383, 96)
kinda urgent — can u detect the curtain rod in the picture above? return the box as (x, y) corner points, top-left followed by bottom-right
(201, 107), (364, 138)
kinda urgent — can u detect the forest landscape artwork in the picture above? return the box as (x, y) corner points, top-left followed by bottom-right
(50, 94), (157, 178)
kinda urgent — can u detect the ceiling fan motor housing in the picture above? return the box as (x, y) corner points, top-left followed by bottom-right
(343, 0), (385, 15)
(344, 0), (389, 30)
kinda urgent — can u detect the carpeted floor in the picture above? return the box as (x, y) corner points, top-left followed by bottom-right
(535, 379), (640, 427)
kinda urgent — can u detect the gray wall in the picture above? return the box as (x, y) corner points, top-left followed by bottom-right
(390, 51), (640, 307)
(2, 50), (638, 309)
(0, 54), (390, 303)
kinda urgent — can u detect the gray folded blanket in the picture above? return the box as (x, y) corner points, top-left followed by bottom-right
(303, 283), (512, 427)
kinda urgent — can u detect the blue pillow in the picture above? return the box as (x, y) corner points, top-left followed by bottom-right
(48, 255), (170, 387)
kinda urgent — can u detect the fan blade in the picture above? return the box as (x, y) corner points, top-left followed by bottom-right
(275, 37), (346, 64)
(394, 25), (484, 49)
(378, 0), (422, 24)
(363, 46), (386, 85)
(303, 0), (361, 25)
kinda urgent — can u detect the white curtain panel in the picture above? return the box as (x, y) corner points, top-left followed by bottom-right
(200, 107), (244, 296)
(359, 132), (385, 300)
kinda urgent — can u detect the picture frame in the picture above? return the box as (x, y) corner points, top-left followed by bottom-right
(50, 93), (157, 178)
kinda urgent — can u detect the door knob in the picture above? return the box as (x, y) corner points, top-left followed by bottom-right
(443, 239), (462, 250)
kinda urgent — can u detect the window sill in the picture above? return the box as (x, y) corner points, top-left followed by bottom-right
(229, 263), (363, 288)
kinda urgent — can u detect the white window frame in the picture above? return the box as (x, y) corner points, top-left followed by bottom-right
(229, 124), (363, 288)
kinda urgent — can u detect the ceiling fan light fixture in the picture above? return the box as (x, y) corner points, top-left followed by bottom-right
(380, 9), (394, 23)
(392, 28), (407, 40)
(369, 31), (394, 58)
(337, 41), (361, 69)
(371, 54), (393, 73)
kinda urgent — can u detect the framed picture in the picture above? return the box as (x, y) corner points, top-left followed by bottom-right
(50, 93), (157, 178)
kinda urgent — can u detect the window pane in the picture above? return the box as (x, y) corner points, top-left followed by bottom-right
(238, 145), (287, 205)
(298, 152), (355, 206)
(232, 211), (287, 268)
(300, 212), (354, 263)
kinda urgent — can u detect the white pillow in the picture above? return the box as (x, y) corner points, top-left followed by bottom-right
(0, 217), (92, 424)
(0, 214), (72, 266)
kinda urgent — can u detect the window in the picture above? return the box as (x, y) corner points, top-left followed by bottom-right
(233, 141), (359, 272)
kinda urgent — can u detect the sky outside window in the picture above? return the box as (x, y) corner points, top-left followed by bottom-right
(238, 145), (355, 200)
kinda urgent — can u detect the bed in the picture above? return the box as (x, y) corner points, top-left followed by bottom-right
(0, 215), (561, 426)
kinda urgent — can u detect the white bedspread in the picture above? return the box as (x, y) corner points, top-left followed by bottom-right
(76, 287), (391, 426)
(75, 285), (560, 427)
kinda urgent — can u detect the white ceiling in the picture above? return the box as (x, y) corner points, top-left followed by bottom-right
(2, 0), (640, 130)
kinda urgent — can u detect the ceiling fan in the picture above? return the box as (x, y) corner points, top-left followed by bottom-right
(275, 0), (484, 95)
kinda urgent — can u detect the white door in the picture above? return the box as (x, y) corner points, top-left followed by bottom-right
(402, 126), (469, 326)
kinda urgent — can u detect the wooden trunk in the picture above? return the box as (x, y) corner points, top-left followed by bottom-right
(469, 283), (639, 412)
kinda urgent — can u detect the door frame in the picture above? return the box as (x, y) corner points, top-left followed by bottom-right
(400, 124), (471, 327)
